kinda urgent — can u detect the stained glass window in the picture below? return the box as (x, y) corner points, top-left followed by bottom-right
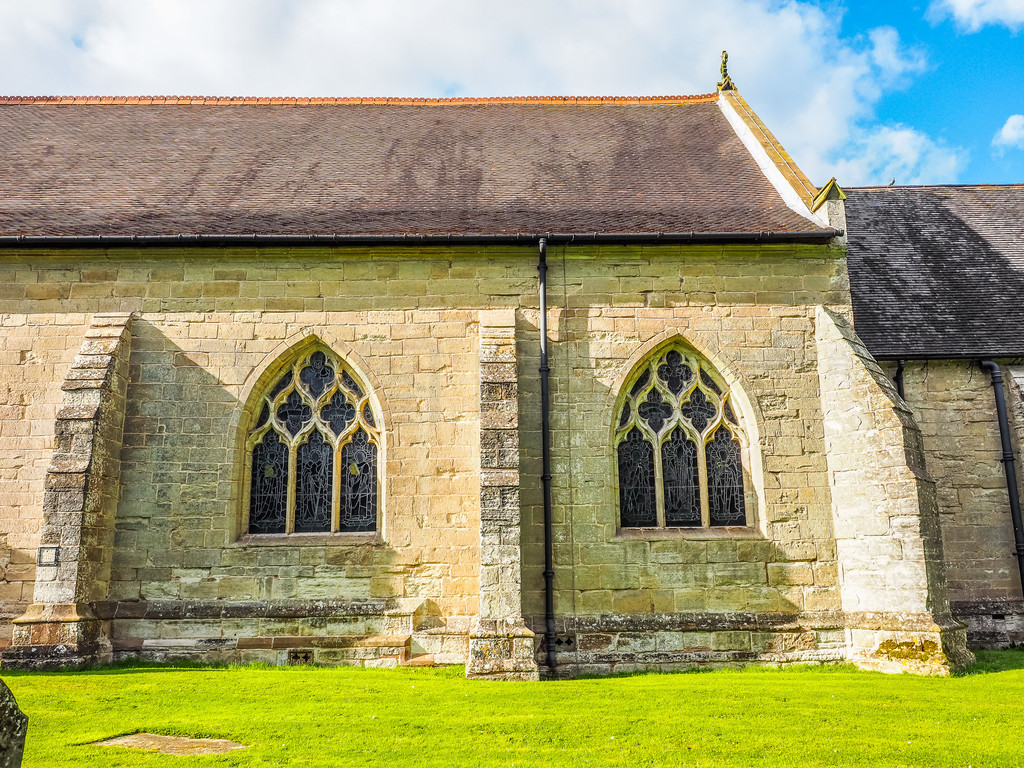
(247, 349), (380, 535)
(249, 431), (288, 534)
(707, 427), (745, 526)
(295, 430), (333, 533)
(618, 428), (657, 527)
(662, 428), (700, 527)
(614, 344), (747, 529)
(341, 429), (378, 532)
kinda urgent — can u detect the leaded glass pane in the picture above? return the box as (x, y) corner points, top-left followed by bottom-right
(321, 390), (355, 436)
(277, 390), (312, 436)
(662, 428), (700, 527)
(707, 427), (746, 526)
(681, 388), (716, 434)
(269, 370), (292, 400)
(340, 429), (377, 532)
(618, 402), (631, 428)
(255, 402), (270, 429)
(295, 430), (333, 533)
(342, 370), (364, 398)
(300, 351), (335, 398)
(638, 388), (673, 434)
(363, 404), (376, 428)
(249, 430), (288, 534)
(629, 369), (651, 398)
(700, 368), (722, 394)
(618, 428), (656, 527)
(723, 400), (737, 424)
(657, 350), (693, 395)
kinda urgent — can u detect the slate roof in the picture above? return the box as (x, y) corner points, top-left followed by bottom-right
(0, 95), (830, 239)
(846, 185), (1024, 359)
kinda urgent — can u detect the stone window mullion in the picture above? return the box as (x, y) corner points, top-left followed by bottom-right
(653, 432), (667, 527)
(286, 440), (298, 533)
(697, 432), (711, 527)
(331, 443), (342, 532)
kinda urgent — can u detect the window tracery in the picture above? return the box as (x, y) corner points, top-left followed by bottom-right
(246, 349), (380, 534)
(615, 346), (747, 529)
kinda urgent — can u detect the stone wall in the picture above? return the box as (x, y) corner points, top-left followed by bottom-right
(517, 244), (854, 672)
(886, 360), (1024, 646)
(0, 242), (968, 674)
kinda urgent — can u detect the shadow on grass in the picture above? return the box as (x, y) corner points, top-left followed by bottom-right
(1, 659), (240, 677)
(6, 649), (1024, 679)
(962, 648), (1024, 675)
(1, 658), (470, 677)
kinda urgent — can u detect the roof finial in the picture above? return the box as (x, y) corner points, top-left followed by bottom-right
(718, 51), (736, 91)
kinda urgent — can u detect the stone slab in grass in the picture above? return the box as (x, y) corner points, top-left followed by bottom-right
(94, 733), (246, 755)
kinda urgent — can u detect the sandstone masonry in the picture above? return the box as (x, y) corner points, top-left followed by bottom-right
(0, 244), (996, 676)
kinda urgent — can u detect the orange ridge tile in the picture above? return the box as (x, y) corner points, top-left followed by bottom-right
(0, 93), (719, 106)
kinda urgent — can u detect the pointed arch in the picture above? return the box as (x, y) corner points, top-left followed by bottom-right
(240, 341), (383, 536)
(613, 339), (754, 530)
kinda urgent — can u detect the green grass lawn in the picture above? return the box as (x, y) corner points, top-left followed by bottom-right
(4, 650), (1024, 767)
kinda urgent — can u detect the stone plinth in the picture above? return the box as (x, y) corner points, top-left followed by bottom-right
(4, 603), (110, 669)
(468, 618), (537, 680)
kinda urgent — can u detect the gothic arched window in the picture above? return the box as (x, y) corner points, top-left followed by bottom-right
(246, 349), (380, 535)
(615, 345), (747, 529)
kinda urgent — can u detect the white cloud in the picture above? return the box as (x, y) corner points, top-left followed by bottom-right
(867, 27), (928, 81)
(993, 114), (1024, 149)
(928, 0), (1024, 31)
(0, 1), (959, 185)
(833, 125), (967, 186)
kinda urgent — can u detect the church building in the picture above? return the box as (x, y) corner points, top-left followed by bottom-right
(0, 68), (1019, 678)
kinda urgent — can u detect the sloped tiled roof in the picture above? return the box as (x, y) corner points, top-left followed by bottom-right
(846, 185), (1024, 359)
(0, 94), (830, 239)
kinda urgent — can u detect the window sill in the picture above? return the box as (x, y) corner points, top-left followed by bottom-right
(234, 532), (381, 547)
(615, 526), (762, 540)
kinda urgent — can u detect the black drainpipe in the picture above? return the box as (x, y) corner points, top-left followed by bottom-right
(979, 360), (1024, 595)
(538, 237), (557, 672)
(894, 359), (906, 400)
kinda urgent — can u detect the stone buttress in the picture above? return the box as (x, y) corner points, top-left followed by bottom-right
(466, 310), (539, 680)
(2, 313), (133, 668)
(815, 307), (972, 673)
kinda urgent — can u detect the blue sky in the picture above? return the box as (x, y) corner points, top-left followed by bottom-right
(0, 0), (1021, 186)
(839, 1), (1024, 183)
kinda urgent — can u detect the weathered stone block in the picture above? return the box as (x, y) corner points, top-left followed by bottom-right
(0, 678), (27, 768)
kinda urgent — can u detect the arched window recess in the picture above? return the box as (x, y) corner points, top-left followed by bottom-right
(614, 345), (748, 529)
(246, 348), (380, 535)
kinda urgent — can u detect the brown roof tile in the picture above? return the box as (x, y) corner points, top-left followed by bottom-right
(0, 96), (828, 239)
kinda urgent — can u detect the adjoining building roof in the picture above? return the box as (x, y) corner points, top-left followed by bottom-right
(846, 184), (1024, 359)
(0, 93), (832, 240)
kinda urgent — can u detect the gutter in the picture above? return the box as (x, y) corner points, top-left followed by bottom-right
(874, 353), (1024, 362)
(0, 230), (840, 248)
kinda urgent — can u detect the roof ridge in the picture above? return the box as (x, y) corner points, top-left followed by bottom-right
(0, 93), (718, 106)
(849, 183), (1024, 190)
